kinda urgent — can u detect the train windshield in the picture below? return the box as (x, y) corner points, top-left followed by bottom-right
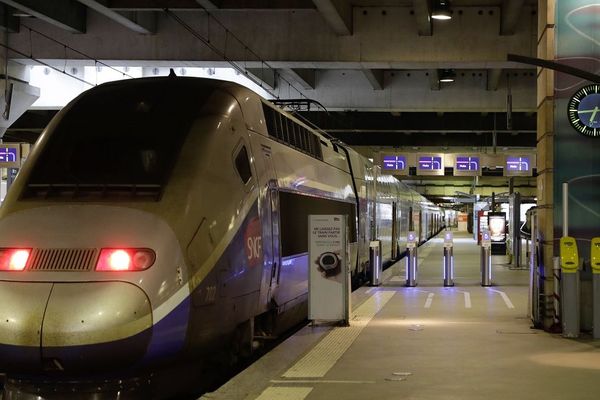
(24, 79), (214, 200)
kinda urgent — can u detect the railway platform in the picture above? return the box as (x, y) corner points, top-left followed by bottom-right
(201, 231), (600, 400)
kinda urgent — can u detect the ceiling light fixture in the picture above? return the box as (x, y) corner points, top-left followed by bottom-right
(432, 0), (452, 20)
(438, 69), (456, 83)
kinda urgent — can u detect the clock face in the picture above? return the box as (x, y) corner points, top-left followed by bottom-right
(568, 84), (600, 137)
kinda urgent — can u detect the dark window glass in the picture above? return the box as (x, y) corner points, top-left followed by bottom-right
(26, 79), (214, 192)
(235, 146), (253, 184)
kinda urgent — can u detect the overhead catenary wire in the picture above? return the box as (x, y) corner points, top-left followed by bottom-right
(0, 41), (96, 87)
(163, 9), (307, 100)
(22, 24), (135, 80)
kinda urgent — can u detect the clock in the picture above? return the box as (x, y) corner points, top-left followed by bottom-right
(568, 84), (600, 137)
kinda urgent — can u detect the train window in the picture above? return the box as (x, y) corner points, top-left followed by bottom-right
(234, 146), (253, 184)
(23, 79), (216, 200)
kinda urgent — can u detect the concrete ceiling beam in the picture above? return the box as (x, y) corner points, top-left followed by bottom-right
(246, 67), (277, 90)
(109, 0), (314, 11)
(500, 0), (525, 35)
(0, 5), (19, 32)
(0, 0), (86, 33)
(280, 68), (316, 90)
(311, 0), (351, 35)
(77, 0), (156, 34)
(487, 68), (502, 91)
(362, 69), (384, 90)
(412, 0), (432, 36)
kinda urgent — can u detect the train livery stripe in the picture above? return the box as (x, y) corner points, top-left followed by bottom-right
(153, 284), (191, 324)
(281, 291), (395, 378)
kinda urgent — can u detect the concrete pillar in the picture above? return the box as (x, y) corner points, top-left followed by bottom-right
(536, 0), (555, 330)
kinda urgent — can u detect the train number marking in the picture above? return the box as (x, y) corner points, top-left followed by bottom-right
(205, 285), (216, 302)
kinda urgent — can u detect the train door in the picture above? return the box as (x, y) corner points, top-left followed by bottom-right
(257, 146), (281, 311)
(391, 201), (398, 259)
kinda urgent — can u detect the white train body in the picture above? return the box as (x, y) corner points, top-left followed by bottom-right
(0, 77), (442, 382)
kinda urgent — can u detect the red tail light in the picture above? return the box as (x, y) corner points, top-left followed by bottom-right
(96, 249), (155, 271)
(0, 248), (31, 271)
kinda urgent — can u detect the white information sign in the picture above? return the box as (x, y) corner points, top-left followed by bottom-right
(308, 215), (350, 324)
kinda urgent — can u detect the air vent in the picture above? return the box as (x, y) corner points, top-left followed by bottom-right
(28, 248), (98, 271)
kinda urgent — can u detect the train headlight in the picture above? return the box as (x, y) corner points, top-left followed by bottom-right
(0, 248), (31, 271)
(96, 248), (156, 271)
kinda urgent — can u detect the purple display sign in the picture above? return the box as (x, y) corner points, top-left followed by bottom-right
(418, 156), (442, 170)
(0, 147), (17, 163)
(382, 155), (407, 171)
(505, 156), (532, 176)
(456, 156), (479, 171)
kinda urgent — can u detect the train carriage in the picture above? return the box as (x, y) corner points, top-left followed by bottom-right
(0, 76), (443, 397)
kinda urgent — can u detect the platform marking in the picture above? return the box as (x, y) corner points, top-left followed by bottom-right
(281, 291), (395, 378)
(424, 293), (434, 308)
(270, 380), (376, 384)
(489, 288), (515, 309)
(254, 386), (313, 400)
(457, 290), (471, 309)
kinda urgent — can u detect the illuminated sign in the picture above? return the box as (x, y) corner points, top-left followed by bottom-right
(0, 144), (20, 168)
(382, 155), (407, 174)
(488, 213), (506, 243)
(417, 154), (444, 176)
(505, 156), (532, 176)
(455, 156), (481, 176)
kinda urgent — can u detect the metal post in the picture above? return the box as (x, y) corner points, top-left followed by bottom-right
(406, 247), (417, 287)
(443, 231), (454, 287)
(443, 247), (454, 287)
(369, 241), (382, 287)
(562, 182), (568, 238)
(406, 231), (418, 287)
(481, 231), (492, 286)
(560, 237), (579, 338)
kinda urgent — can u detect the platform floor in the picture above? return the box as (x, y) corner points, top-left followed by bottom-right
(202, 231), (600, 400)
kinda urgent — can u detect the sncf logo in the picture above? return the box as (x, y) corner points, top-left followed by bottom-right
(244, 217), (262, 267)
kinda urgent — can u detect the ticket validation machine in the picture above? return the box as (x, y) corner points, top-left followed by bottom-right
(481, 230), (492, 286)
(560, 236), (579, 338)
(443, 231), (454, 287)
(406, 231), (418, 287)
(591, 238), (600, 339)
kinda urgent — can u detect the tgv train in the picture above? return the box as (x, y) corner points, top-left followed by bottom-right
(0, 77), (442, 396)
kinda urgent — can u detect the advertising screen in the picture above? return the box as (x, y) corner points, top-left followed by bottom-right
(488, 212), (506, 242)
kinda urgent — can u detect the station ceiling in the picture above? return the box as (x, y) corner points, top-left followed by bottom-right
(1, 0), (538, 150)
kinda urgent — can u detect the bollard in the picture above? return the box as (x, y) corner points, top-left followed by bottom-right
(481, 230), (492, 286)
(591, 238), (600, 339)
(560, 237), (579, 338)
(406, 231), (418, 287)
(443, 231), (454, 287)
(369, 241), (382, 286)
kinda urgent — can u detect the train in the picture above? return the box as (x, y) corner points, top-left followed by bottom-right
(0, 76), (443, 398)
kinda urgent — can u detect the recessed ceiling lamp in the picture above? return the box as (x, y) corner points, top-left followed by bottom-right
(439, 69), (456, 83)
(432, 0), (452, 20)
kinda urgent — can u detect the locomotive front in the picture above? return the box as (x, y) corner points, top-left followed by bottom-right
(0, 77), (240, 383)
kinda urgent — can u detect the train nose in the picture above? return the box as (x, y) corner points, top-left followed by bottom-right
(0, 282), (153, 373)
(0, 282), (53, 371)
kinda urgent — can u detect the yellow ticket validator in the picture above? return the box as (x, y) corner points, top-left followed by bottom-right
(560, 237), (579, 273)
